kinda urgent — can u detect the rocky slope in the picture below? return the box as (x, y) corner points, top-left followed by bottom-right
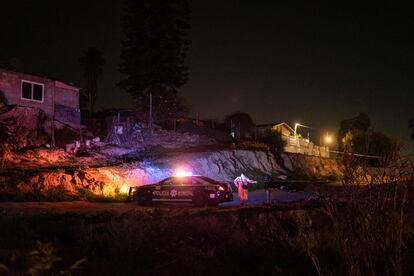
(0, 147), (341, 198)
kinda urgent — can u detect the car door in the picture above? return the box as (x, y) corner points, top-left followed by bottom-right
(153, 177), (199, 203)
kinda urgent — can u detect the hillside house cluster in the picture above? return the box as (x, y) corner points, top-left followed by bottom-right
(256, 122), (330, 158)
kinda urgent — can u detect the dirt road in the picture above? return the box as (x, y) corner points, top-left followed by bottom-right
(0, 187), (321, 215)
(0, 201), (141, 215)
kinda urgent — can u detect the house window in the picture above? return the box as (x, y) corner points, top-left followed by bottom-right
(21, 80), (44, 102)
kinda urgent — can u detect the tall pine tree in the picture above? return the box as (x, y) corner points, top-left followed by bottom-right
(118, 0), (191, 122)
(79, 47), (105, 115)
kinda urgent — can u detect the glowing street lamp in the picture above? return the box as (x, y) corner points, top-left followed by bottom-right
(325, 134), (333, 144)
(294, 123), (310, 138)
(320, 132), (333, 146)
(294, 123), (299, 137)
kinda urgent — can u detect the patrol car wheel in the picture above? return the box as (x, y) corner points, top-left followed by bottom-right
(137, 194), (152, 206)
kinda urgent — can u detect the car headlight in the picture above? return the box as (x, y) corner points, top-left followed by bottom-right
(128, 187), (138, 195)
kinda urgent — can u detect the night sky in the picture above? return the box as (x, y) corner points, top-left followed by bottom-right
(1, 1), (413, 152)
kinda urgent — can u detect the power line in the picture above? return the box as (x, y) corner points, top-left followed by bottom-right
(330, 150), (381, 159)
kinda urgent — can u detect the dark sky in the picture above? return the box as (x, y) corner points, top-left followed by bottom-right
(1, 1), (414, 152)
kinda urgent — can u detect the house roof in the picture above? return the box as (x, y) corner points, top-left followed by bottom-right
(177, 116), (213, 123)
(0, 66), (80, 89)
(256, 122), (284, 128)
(256, 122), (295, 133)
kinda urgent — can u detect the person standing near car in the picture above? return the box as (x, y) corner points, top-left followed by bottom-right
(234, 172), (257, 206)
(264, 175), (275, 205)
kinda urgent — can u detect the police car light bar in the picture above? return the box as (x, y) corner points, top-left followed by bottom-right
(175, 170), (193, 177)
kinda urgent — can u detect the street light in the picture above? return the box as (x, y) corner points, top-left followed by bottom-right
(294, 123), (310, 138)
(294, 123), (299, 137)
(325, 133), (333, 144)
(320, 132), (333, 146)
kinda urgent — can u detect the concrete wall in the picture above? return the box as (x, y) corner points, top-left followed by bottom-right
(283, 136), (330, 158)
(55, 104), (81, 126)
(54, 81), (79, 108)
(54, 81), (80, 127)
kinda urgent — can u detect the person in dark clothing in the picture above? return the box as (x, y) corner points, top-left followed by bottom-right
(264, 175), (276, 204)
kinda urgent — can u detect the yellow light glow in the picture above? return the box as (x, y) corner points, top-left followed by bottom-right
(325, 135), (333, 144)
(120, 185), (129, 194)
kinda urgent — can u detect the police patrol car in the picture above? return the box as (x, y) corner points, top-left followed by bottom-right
(129, 172), (233, 207)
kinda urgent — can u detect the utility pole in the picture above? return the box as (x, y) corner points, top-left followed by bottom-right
(149, 92), (152, 135)
(51, 117), (55, 147)
(254, 125), (257, 142)
(51, 81), (56, 147)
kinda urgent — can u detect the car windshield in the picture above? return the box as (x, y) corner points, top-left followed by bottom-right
(197, 176), (220, 184)
(160, 176), (213, 186)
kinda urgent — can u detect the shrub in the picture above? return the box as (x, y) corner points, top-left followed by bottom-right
(258, 130), (286, 152)
(11, 127), (29, 150)
(54, 127), (79, 149)
(0, 241), (85, 275)
(237, 141), (269, 151)
(326, 172), (341, 182)
(298, 151), (414, 275)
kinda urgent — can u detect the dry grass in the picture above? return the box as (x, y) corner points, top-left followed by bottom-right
(294, 153), (414, 276)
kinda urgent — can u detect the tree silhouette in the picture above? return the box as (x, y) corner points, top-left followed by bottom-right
(338, 112), (371, 153)
(409, 119), (414, 140)
(78, 47), (105, 115)
(338, 113), (399, 165)
(224, 112), (255, 139)
(118, 0), (191, 122)
(0, 90), (8, 105)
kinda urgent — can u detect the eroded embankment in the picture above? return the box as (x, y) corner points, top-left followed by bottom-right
(0, 149), (341, 199)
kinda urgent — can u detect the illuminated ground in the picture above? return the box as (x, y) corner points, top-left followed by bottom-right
(224, 185), (318, 206)
(0, 187), (322, 215)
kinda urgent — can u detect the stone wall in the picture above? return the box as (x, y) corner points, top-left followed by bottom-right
(283, 136), (330, 158)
